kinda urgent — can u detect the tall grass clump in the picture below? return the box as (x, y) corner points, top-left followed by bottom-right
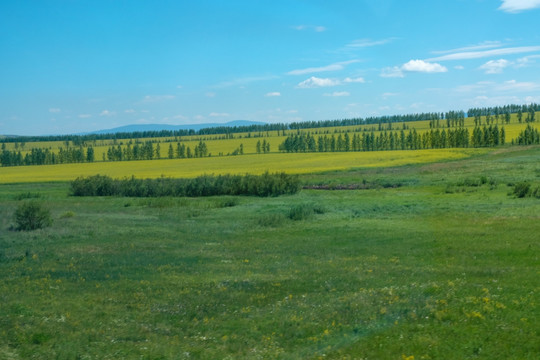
(70, 172), (301, 198)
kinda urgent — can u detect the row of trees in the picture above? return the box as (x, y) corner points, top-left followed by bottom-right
(514, 124), (540, 145)
(106, 141), (210, 162)
(279, 126), (506, 153)
(0, 146), (95, 167)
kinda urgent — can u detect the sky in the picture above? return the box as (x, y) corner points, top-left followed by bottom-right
(1, 0), (540, 135)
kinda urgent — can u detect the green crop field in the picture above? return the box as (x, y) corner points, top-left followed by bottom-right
(1, 145), (539, 359)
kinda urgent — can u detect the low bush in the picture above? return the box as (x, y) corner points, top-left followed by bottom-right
(13, 201), (52, 231)
(13, 192), (41, 200)
(512, 182), (531, 198)
(70, 172), (301, 198)
(288, 204), (325, 221)
(258, 213), (286, 227)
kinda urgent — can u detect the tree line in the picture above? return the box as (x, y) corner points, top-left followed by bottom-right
(2, 103), (537, 145)
(514, 124), (540, 145)
(0, 146), (95, 167)
(70, 172), (301, 197)
(278, 126), (505, 153)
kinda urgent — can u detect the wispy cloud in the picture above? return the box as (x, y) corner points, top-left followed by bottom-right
(380, 66), (404, 78)
(142, 95), (175, 103)
(426, 46), (540, 62)
(292, 25), (326, 32)
(343, 77), (365, 83)
(288, 60), (359, 76)
(432, 41), (502, 54)
(78, 114), (91, 118)
(479, 59), (511, 74)
(209, 112), (230, 117)
(297, 77), (341, 88)
(99, 110), (115, 117)
(346, 38), (395, 48)
(455, 79), (540, 93)
(296, 75), (366, 88)
(324, 91), (350, 97)
(212, 75), (278, 88)
(497, 79), (540, 91)
(49, 108), (61, 113)
(124, 109), (136, 114)
(478, 55), (540, 73)
(265, 92), (281, 97)
(499, 0), (540, 13)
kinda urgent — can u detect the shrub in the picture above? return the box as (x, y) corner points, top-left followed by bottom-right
(13, 201), (52, 231)
(288, 204), (324, 221)
(60, 211), (75, 219)
(70, 172), (301, 198)
(513, 182), (531, 198)
(258, 213), (286, 227)
(13, 192), (41, 200)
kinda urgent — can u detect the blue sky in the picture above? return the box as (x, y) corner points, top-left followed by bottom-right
(1, 0), (540, 135)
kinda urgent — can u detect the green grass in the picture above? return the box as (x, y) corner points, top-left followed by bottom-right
(0, 146), (539, 359)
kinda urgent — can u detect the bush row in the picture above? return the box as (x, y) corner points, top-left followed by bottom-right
(70, 172), (301, 198)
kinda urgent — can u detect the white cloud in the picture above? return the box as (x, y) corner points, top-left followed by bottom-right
(343, 77), (365, 83)
(173, 114), (188, 120)
(402, 60), (448, 73)
(314, 26), (326, 32)
(99, 110), (115, 117)
(324, 91), (350, 97)
(265, 92), (281, 97)
(176, 85), (183, 89)
(499, 0), (540, 13)
(142, 95), (175, 103)
(380, 66), (404, 78)
(49, 108), (61, 113)
(78, 114), (91, 118)
(124, 109), (136, 113)
(297, 76), (341, 88)
(479, 59), (510, 74)
(209, 112), (230, 117)
(454, 65), (465, 70)
(205, 92), (216, 98)
(380, 60), (446, 78)
(426, 46), (540, 62)
(288, 60), (359, 75)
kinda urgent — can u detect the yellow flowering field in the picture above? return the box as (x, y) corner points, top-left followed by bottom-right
(0, 148), (489, 183)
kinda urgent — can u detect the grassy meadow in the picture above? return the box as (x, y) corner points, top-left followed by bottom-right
(1, 145), (539, 359)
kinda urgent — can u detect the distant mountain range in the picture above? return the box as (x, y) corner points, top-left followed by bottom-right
(83, 120), (266, 135)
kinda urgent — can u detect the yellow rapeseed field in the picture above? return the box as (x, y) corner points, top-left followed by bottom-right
(0, 148), (490, 183)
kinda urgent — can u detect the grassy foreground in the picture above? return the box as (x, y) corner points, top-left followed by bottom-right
(0, 146), (539, 359)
